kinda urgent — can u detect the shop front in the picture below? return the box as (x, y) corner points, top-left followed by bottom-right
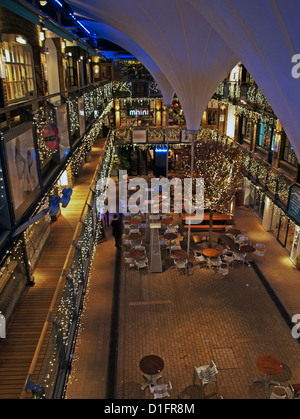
(244, 176), (300, 263)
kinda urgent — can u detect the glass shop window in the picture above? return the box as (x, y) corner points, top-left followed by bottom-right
(283, 137), (298, 167)
(258, 119), (272, 149)
(1, 34), (36, 105)
(271, 205), (281, 238)
(278, 214), (289, 246)
(285, 220), (296, 254)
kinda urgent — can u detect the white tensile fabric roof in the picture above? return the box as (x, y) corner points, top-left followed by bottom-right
(67, 0), (300, 159)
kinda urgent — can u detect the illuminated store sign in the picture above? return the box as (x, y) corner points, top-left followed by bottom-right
(128, 109), (149, 116)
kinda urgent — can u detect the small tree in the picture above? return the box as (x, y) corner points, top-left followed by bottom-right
(184, 138), (244, 247)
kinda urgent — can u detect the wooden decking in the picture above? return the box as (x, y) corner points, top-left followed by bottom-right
(0, 138), (106, 399)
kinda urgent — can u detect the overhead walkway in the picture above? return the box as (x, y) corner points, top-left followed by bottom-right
(0, 137), (106, 399)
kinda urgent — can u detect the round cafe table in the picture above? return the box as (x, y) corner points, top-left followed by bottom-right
(171, 249), (187, 259)
(129, 218), (142, 225)
(140, 355), (164, 391)
(164, 232), (177, 241)
(202, 248), (221, 258)
(254, 355), (283, 393)
(162, 217), (173, 225)
(128, 249), (145, 260)
(226, 227), (241, 236)
(240, 244), (255, 254)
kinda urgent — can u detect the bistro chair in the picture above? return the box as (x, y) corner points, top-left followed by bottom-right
(134, 257), (149, 273)
(174, 258), (188, 274)
(217, 261), (229, 276)
(255, 243), (266, 256)
(149, 381), (172, 399)
(129, 229), (140, 234)
(270, 385), (294, 399)
(193, 360), (218, 392)
(222, 249), (234, 265)
(233, 251), (244, 265)
(193, 250), (206, 268)
(207, 257), (222, 270)
(123, 252), (135, 269)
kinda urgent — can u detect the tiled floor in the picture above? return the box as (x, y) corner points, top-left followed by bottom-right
(65, 206), (300, 400)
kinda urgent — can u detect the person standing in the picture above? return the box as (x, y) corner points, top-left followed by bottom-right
(111, 214), (122, 249)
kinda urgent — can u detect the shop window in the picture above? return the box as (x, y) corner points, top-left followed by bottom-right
(271, 205), (281, 238)
(1, 34), (36, 104)
(283, 137), (298, 167)
(286, 221), (296, 254)
(207, 110), (217, 125)
(66, 54), (76, 87)
(258, 119), (272, 149)
(278, 214), (289, 246)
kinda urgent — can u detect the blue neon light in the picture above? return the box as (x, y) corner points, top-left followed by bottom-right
(155, 148), (168, 153)
(77, 21), (91, 34)
(54, 0), (63, 7)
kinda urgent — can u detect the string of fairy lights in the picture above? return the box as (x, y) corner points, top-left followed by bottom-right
(38, 128), (115, 398)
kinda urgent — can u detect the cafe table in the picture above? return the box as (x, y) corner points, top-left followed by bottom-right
(128, 249), (145, 260)
(140, 355), (164, 391)
(129, 218), (142, 225)
(161, 217), (174, 225)
(202, 248), (221, 258)
(128, 233), (142, 241)
(164, 232), (177, 241)
(171, 249), (187, 259)
(226, 227), (241, 236)
(254, 355), (283, 393)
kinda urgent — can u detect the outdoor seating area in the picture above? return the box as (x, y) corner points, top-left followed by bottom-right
(121, 204), (266, 277)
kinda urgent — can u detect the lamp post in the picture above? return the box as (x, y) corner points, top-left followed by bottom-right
(186, 130), (197, 269)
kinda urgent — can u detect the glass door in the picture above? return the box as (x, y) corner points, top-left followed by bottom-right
(278, 214), (289, 246)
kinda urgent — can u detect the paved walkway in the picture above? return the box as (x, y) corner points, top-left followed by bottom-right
(65, 205), (300, 400)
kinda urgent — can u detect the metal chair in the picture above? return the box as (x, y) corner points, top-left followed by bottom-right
(270, 385), (294, 399)
(123, 252), (135, 269)
(233, 251), (244, 265)
(149, 381), (172, 399)
(255, 243), (266, 256)
(174, 258), (188, 272)
(193, 250), (206, 268)
(218, 261), (229, 276)
(222, 250), (234, 265)
(207, 257), (222, 270)
(134, 257), (148, 273)
(193, 360), (218, 391)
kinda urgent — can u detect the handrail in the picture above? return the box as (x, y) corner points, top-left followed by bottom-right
(19, 131), (111, 399)
(0, 80), (109, 116)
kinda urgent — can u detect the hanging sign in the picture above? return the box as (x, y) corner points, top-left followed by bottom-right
(42, 123), (60, 150)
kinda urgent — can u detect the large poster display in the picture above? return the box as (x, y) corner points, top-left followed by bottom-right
(3, 122), (40, 220)
(56, 104), (70, 159)
(132, 129), (147, 143)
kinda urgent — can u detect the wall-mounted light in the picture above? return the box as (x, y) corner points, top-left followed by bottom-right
(15, 35), (27, 45)
(40, 0), (48, 6)
(39, 31), (45, 42)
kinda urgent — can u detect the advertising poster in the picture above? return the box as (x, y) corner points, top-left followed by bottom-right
(132, 129), (147, 143)
(56, 104), (70, 160)
(181, 130), (193, 143)
(4, 122), (39, 220)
